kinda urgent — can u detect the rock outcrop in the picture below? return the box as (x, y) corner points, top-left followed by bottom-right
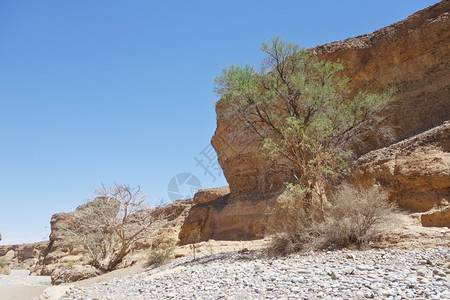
(0, 241), (48, 271)
(181, 1), (450, 242)
(33, 198), (193, 277)
(353, 121), (450, 226)
(179, 188), (279, 245)
(51, 265), (102, 285)
(193, 186), (230, 205)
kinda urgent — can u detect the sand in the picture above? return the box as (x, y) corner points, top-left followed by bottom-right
(0, 285), (49, 300)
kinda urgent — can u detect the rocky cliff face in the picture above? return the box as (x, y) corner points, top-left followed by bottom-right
(213, 0), (450, 200)
(0, 241), (48, 271)
(353, 121), (450, 227)
(180, 1), (450, 243)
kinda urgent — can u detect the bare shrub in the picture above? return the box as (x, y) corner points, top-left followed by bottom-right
(146, 238), (177, 268)
(316, 183), (397, 249)
(267, 184), (321, 255)
(188, 227), (202, 260)
(62, 183), (167, 271)
(268, 183), (396, 255)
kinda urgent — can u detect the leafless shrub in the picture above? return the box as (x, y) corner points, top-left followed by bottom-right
(267, 183), (396, 255)
(62, 183), (166, 271)
(266, 184), (322, 256)
(316, 183), (397, 249)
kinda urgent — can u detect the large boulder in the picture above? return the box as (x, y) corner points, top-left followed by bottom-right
(194, 1), (450, 241)
(193, 186), (230, 205)
(51, 265), (102, 285)
(178, 186), (276, 245)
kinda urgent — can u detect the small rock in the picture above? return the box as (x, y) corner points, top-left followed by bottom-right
(433, 269), (447, 277)
(417, 267), (429, 277)
(329, 270), (339, 280)
(356, 291), (365, 298)
(342, 268), (355, 275)
(346, 253), (355, 259)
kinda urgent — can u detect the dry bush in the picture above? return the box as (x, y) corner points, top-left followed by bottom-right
(316, 183), (397, 249)
(62, 183), (167, 271)
(146, 238), (177, 268)
(0, 258), (10, 275)
(268, 183), (396, 255)
(266, 184), (322, 255)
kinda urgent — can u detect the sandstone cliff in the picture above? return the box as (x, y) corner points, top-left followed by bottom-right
(214, 0), (449, 200)
(353, 121), (449, 226)
(180, 1), (450, 243)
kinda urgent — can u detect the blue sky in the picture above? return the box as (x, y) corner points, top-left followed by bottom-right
(0, 0), (439, 245)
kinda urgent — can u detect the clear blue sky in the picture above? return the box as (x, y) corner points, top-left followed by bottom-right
(0, 0), (439, 245)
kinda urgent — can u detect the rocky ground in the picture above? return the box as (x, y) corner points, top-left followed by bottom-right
(58, 246), (450, 300)
(0, 269), (51, 286)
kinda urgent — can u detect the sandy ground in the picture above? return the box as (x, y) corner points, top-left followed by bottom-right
(0, 285), (50, 300)
(0, 270), (51, 300)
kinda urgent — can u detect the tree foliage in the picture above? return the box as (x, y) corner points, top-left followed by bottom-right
(214, 37), (394, 214)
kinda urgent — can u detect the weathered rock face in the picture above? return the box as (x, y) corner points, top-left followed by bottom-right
(193, 186), (230, 205)
(212, 0), (450, 201)
(179, 187), (278, 245)
(353, 121), (450, 226)
(0, 241), (48, 271)
(186, 1), (450, 242)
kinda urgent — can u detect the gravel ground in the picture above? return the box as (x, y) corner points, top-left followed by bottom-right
(0, 269), (51, 286)
(60, 247), (450, 300)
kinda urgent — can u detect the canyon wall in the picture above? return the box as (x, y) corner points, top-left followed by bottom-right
(180, 1), (450, 243)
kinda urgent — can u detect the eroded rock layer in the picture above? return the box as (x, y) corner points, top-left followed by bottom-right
(353, 121), (450, 226)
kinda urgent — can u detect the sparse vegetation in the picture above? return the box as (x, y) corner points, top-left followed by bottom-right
(188, 227), (202, 260)
(64, 261), (79, 268)
(146, 238), (177, 268)
(317, 183), (397, 249)
(268, 183), (397, 255)
(61, 183), (167, 271)
(0, 258), (10, 275)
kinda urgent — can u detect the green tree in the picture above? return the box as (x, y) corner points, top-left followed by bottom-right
(214, 37), (394, 218)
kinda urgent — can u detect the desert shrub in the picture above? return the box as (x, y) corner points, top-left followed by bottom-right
(0, 258), (10, 275)
(267, 184), (321, 255)
(146, 238), (177, 268)
(64, 261), (79, 268)
(268, 183), (396, 255)
(316, 183), (397, 249)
